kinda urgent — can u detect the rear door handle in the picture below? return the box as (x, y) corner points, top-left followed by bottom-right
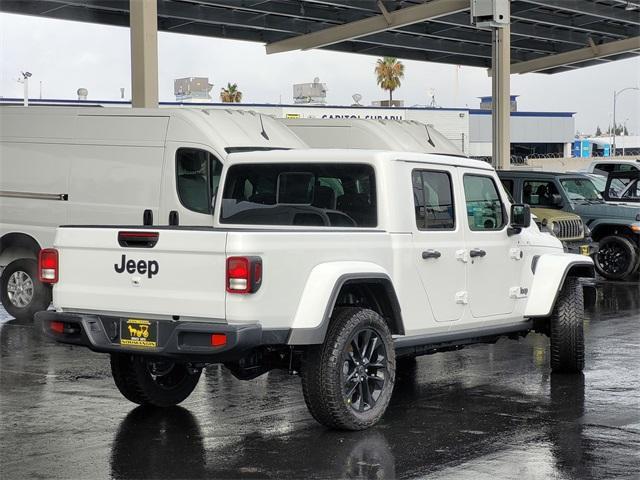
(422, 249), (441, 259)
(143, 209), (153, 226)
(469, 248), (487, 258)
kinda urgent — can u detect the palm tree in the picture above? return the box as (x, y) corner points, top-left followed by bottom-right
(374, 57), (405, 104)
(220, 83), (242, 103)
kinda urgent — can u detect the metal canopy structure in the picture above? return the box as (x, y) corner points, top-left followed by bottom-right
(2, 0), (639, 74)
(2, 0), (639, 169)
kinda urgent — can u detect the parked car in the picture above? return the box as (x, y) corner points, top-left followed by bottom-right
(498, 170), (640, 280)
(500, 177), (595, 256)
(587, 158), (640, 175)
(0, 106), (307, 320)
(38, 149), (593, 430)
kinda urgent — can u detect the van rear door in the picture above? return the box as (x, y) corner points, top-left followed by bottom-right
(54, 227), (227, 321)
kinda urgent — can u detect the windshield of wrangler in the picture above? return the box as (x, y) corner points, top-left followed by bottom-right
(560, 178), (603, 201)
(220, 163), (377, 227)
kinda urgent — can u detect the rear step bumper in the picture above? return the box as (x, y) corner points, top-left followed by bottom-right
(35, 311), (289, 363)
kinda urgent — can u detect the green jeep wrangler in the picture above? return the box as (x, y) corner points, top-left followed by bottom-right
(499, 178), (595, 256)
(499, 170), (640, 280)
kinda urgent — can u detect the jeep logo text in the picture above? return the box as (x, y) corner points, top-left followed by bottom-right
(114, 255), (159, 278)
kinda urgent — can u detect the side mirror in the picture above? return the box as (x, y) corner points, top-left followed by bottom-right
(508, 203), (530, 236)
(551, 194), (563, 206)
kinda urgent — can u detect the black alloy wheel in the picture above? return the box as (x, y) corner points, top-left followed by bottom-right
(342, 328), (389, 413)
(594, 236), (638, 280)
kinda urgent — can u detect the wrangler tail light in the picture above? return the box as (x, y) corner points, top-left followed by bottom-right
(226, 256), (262, 294)
(39, 249), (59, 284)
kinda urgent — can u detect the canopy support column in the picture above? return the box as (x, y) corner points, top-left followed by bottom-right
(491, 23), (511, 170)
(130, 0), (158, 108)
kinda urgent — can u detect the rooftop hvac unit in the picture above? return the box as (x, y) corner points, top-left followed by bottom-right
(293, 77), (327, 104)
(174, 77), (213, 101)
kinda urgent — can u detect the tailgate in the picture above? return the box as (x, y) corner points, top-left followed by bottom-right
(53, 227), (227, 320)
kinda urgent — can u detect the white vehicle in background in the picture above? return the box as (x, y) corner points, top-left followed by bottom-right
(587, 158), (640, 175)
(280, 117), (466, 156)
(39, 149), (593, 430)
(0, 106), (306, 320)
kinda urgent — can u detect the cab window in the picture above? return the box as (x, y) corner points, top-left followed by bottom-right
(176, 148), (223, 214)
(412, 170), (455, 230)
(221, 163), (376, 227)
(463, 175), (505, 231)
(523, 180), (561, 208)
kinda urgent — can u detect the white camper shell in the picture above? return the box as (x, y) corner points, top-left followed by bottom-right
(280, 117), (466, 157)
(0, 106), (306, 319)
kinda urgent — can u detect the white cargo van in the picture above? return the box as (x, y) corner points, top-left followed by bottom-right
(0, 106), (306, 320)
(280, 118), (466, 156)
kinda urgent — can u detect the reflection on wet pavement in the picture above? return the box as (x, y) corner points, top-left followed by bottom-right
(1, 280), (639, 479)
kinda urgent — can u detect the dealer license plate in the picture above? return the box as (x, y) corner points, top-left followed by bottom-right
(120, 319), (158, 348)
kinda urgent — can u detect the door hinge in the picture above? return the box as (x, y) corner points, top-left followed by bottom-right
(455, 291), (469, 304)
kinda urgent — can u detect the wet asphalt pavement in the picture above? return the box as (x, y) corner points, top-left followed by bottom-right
(1, 280), (639, 480)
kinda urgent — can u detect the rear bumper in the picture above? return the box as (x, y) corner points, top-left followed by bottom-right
(35, 311), (289, 363)
(563, 238), (598, 256)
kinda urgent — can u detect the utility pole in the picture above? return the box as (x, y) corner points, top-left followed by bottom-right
(612, 87), (640, 157)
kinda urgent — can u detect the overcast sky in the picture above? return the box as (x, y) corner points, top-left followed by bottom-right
(1, 12), (639, 135)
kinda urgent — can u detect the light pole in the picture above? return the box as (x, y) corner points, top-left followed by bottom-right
(622, 117), (630, 156)
(17, 71), (32, 106)
(612, 86), (639, 156)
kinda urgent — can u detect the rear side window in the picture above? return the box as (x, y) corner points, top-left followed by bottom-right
(463, 175), (505, 231)
(176, 148), (223, 214)
(412, 170), (455, 230)
(221, 163), (376, 227)
(523, 180), (561, 207)
(594, 163), (615, 174)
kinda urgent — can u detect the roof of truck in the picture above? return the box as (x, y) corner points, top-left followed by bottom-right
(227, 148), (492, 170)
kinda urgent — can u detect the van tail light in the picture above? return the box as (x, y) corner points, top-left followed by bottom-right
(39, 249), (59, 284)
(226, 256), (262, 294)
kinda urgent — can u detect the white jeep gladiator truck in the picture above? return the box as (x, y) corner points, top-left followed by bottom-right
(37, 149), (593, 430)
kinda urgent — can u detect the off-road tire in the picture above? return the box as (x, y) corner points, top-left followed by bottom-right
(301, 307), (396, 430)
(550, 277), (585, 373)
(0, 258), (52, 321)
(594, 235), (639, 280)
(110, 354), (201, 407)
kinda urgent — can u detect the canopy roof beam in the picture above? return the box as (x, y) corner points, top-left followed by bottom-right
(509, 36), (640, 74)
(265, 0), (469, 54)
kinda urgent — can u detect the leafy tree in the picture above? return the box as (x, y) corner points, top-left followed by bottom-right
(374, 57), (405, 103)
(220, 83), (242, 103)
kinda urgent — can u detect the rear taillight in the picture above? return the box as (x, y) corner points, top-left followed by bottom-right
(226, 256), (262, 294)
(39, 249), (59, 284)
